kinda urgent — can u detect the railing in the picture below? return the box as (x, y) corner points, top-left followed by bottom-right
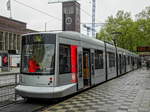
(0, 72), (20, 106)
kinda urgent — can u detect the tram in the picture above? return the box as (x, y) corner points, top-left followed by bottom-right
(15, 31), (140, 99)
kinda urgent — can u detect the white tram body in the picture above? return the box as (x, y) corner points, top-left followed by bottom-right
(15, 31), (140, 99)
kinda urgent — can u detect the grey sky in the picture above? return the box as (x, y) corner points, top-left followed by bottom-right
(0, 0), (150, 35)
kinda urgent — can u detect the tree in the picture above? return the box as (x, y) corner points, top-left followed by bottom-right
(97, 8), (150, 52)
(97, 10), (136, 51)
(135, 6), (150, 47)
(136, 6), (150, 20)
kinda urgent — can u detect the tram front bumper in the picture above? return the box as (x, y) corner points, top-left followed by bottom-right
(15, 84), (76, 99)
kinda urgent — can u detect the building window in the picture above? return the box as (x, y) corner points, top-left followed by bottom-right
(109, 52), (115, 68)
(13, 34), (17, 50)
(9, 33), (12, 50)
(17, 35), (21, 51)
(0, 31), (3, 50)
(95, 50), (103, 69)
(5, 32), (8, 50)
(59, 44), (71, 74)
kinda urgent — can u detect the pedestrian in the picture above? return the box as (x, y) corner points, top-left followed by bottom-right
(146, 61), (150, 70)
(28, 56), (40, 72)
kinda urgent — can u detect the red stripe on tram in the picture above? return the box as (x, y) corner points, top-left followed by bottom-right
(71, 45), (78, 83)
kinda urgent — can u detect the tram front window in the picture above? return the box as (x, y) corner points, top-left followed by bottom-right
(21, 34), (55, 75)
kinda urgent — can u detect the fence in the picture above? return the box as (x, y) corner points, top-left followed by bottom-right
(0, 73), (19, 106)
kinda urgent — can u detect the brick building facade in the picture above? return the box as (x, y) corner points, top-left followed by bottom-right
(0, 15), (35, 54)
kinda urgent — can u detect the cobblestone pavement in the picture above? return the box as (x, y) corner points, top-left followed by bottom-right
(42, 69), (150, 112)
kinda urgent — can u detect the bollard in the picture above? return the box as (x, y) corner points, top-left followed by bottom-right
(15, 73), (17, 101)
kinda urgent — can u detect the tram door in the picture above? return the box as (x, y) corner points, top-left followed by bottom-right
(118, 54), (120, 75)
(124, 56), (127, 72)
(83, 49), (91, 87)
(77, 47), (84, 90)
(90, 50), (95, 85)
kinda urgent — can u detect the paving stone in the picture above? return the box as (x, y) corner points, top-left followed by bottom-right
(128, 109), (138, 112)
(106, 100), (114, 104)
(41, 69), (150, 112)
(119, 105), (128, 110)
(85, 110), (97, 112)
(117, 110), (127, 112)
(138, 108), (149, 112)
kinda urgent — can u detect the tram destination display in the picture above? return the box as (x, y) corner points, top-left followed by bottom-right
(137, 46), (150, 52)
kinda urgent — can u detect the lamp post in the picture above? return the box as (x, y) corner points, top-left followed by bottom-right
(102, 31), (108, 81)
(111, 32), (122, 77)
(104, 38), (108, 80)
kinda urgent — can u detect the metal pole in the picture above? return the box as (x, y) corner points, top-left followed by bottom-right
(114, 40), (118, 76)
(15, 73), (17, 101)
(10, 0), (12, 18)
(45, 22), (47, 32)
(111, 32), (122, 76)
(87, 28), (90, 36)
(104, 40), (108, 81)
(92, 0), (96, 38)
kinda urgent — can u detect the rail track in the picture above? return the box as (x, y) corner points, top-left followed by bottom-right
(0, 98), (60, 112)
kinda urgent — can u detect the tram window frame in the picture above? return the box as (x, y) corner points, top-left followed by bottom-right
(95, 50), (104, 69)
(108, 52), (115, 68)
(91, 52), (95, 75)
(123, 56), (126, 66)
(59, 44), (71, 74)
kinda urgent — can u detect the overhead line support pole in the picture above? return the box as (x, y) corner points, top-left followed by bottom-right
(92, 0), (96, 38)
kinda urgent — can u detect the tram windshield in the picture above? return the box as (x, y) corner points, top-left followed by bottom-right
(21, 34), (56, 75)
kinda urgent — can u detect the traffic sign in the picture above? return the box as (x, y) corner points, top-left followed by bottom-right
(137, 46), (150, 52)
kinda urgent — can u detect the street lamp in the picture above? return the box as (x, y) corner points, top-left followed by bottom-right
(111, 32), (122, 45)
(111, 31), (122, 76)
(103, 31), (109, 80)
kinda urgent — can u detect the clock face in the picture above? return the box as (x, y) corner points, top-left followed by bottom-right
(65, 17), (73, 25)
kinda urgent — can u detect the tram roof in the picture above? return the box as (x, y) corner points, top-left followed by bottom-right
(58, 31), (105, 46)
(22, 31), (138, 56)
(23, 31), (105, 47)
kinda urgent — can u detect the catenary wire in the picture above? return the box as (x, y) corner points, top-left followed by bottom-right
(13, 0), (62, 21)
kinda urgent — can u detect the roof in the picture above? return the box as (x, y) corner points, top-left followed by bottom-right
(0, 15), (26, 25)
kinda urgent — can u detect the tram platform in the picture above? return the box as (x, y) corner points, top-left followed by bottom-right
(42, 68), (150, 112)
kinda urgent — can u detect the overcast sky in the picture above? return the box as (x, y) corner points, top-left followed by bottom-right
(0, 0), (150, 35)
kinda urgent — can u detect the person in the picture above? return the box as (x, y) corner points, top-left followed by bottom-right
(146, 61), (150, 70)
(28, 56), (40, 72)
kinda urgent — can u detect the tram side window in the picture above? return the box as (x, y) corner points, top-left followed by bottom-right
(128, 56), (130, 65)
(95, 50), (103, 69)
(123, 56), (126, 66)
(59, 44), (71, 74)
(109, 52), (115, 68)
(79, 53), (82, 77)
